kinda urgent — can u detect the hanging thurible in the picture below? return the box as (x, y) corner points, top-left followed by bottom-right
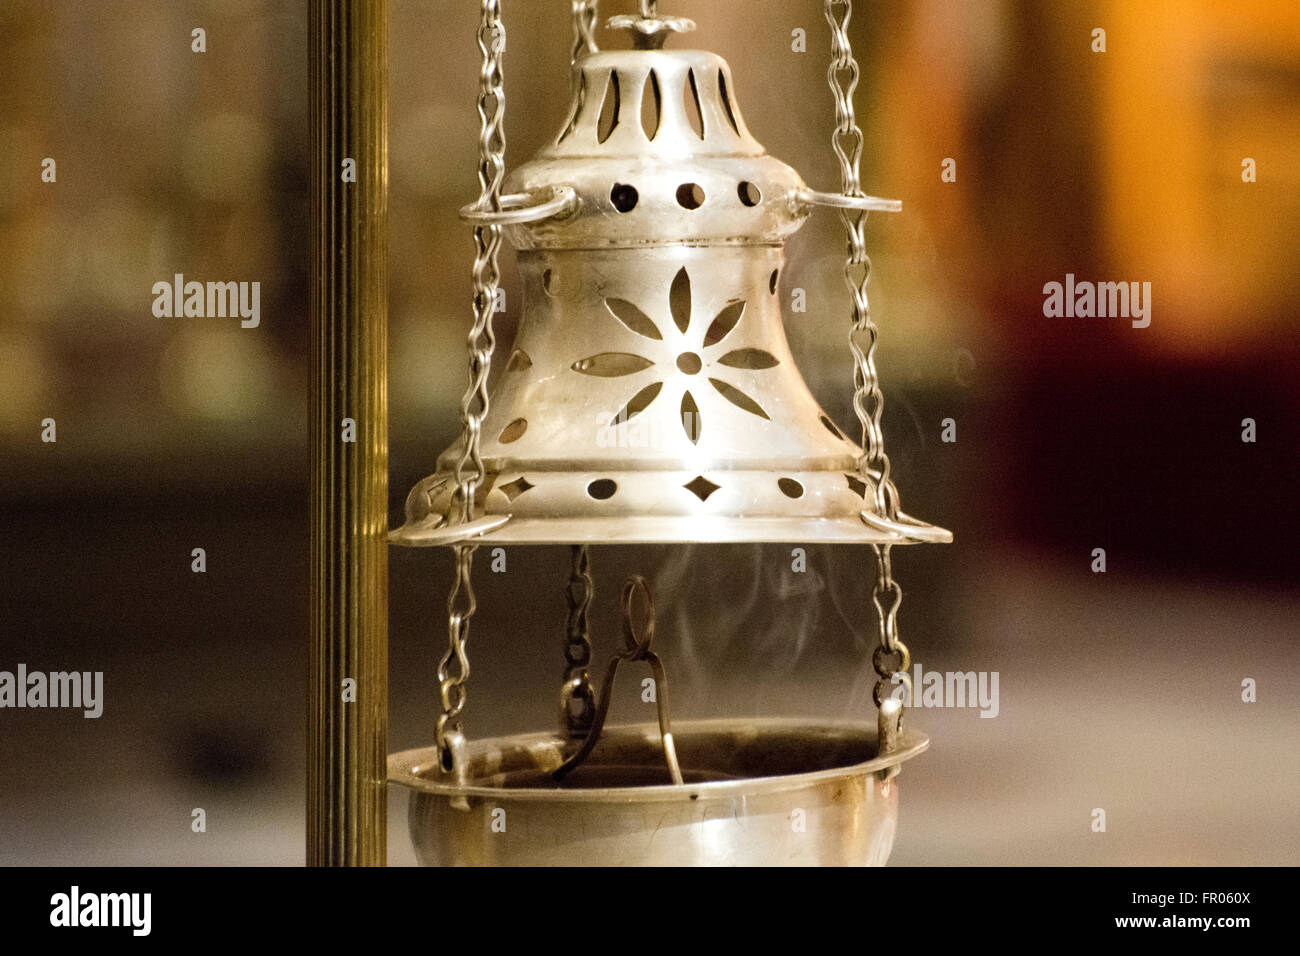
(388, 0), (951, 867)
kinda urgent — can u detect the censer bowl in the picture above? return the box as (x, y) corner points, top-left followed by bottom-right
(389, 717), (928, 867)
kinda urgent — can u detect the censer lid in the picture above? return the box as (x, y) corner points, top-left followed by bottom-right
(392, 11), (950, 548)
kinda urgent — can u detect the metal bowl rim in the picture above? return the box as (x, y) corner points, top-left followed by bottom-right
(388, 716), (929, 803)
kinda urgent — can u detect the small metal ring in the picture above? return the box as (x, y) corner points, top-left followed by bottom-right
(619, 575), (656, 658)
(794, 188), (902, 213)
(872, 642), (910, 678)
(872, 671), (911, 710)
(558, 675), (596, 737)
(459, 185), (578, 226)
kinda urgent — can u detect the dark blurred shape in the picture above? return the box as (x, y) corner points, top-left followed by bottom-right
(171, 719), (275, 788)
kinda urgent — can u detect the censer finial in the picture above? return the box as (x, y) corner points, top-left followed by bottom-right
(607, 0), (695, 50)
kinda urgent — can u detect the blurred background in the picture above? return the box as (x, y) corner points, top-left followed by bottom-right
(0, 0), (1296, 865)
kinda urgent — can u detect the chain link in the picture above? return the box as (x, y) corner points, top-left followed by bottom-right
(450, 0), (506, 524)
(823, 0), (910, 710)
(436, 543), (477, 753)
(560, 544), (596, 735)
(571, 1), (598, 64)
(436, 0), (508, 762)
(564, 545), (594, 680)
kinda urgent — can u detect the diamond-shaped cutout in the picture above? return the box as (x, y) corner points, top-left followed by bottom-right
(498, 477), (535, 502)
(684, 475), (720, 502)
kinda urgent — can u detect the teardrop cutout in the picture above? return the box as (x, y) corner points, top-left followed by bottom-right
(641, 70), (661, 140)
(703, 301), (745, 346)
(571, 352), (655, 377)
(680, 391), (702, 444)
(683, 69), (704, 139)
(606, 298), (663, 340)
(709, 377), (770, 420)
(559, 71), (587, 144)
(610, 381), (664, 426)
(597, 70), (620, 144)
(716, 348), (779, 370)
(669, 268), (691, 334)
(718, 69), (741, 135)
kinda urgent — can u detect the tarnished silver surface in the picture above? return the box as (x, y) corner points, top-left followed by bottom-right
(389, 718), (928, 866)
(392, 40), (949, 548)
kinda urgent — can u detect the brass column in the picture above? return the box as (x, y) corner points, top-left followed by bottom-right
(308, 0), (389, 866)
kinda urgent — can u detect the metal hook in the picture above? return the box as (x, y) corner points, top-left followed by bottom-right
(552, 575), (684, 785)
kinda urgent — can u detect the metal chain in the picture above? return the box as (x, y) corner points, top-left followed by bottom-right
(564, 546), (594, 682)
(449, 0), (506, 524)
(571, 1), (598, 63)
(823, 0), (910, 711)
(560, 544), (596, 736)
(437, 543), (477, 757)
(436, 0), (508, 763)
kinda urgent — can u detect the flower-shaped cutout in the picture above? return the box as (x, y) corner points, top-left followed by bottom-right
(571, 267), (780, 444)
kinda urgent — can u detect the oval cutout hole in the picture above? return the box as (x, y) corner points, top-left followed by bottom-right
(587, 479), (617, 500)
(543, 269), (558, 296)
(769, 269), (779, 295)
(778, 477), (805, 499)
(820, 414), (844, 439)
(738, 181), (761, 206)
(499, 418), (528, 444)
(610, 183), (639, 212)
(676, 183), (705, 210)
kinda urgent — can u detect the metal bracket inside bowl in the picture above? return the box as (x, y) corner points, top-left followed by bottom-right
(553, 575), (683, 786)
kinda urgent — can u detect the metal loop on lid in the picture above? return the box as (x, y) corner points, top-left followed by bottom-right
(794, 188), (902, 213)
(859, 511), (954, 544)
(460, 185), (579, 226)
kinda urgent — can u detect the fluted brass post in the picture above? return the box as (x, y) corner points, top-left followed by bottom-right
(308, 0), (389, 866)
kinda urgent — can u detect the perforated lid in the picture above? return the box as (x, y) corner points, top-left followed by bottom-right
(503, 48), (812, 250)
